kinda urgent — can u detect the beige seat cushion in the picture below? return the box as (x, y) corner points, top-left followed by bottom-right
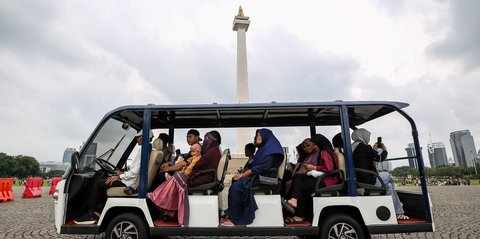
(107, 138), (164, 197)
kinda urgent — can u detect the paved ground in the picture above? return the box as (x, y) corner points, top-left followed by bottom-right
(0, 185), (479, 239)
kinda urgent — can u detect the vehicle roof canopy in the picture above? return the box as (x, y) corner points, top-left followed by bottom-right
(108, 101), (408, 130)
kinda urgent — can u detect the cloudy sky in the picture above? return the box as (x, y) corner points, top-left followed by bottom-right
(1, 0), (479, 168)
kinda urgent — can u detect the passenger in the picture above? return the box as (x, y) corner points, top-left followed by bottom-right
(159, 129), (202, 173)
(281, 141), (308, 198)
(210, 130), (223, 154)
(282, 138), (318, 199)
(351, 128), (409, 220)
(74, 130), (153, 224)
(148, 131), (222, 226)
(332, 133), (343, 153)
(231, 143), (256, 184)
(187, 131), (222, 187)
(286, 134), (339, 224)
(241, 143), (256, 172)
(187, 129), (202, 146)
(332, 133), (345, 182)
(223, 128), (284, 226)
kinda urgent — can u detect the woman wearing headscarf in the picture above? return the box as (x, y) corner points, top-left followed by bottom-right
(282, 138), (319, 199)
(188, 131), (222, 187)
(148, 131), (222, 226)
(351, 128), (409, 220)
(224, 128), (284, 226)
(280, 140), (309, 197)
(351, 128), (387, 185)
(286, 134), (339, 223)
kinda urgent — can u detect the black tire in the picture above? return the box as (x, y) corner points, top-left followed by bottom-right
(319, 213), (366, 239)
(105, 213), (148, 239)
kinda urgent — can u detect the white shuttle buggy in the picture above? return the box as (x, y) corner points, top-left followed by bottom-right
(54, 101), (434, 238)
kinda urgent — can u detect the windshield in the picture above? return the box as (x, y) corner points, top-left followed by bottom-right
(77, 117), (137, 172)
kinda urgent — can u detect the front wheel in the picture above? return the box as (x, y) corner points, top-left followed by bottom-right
(319, 213), (366, 239)
(105, 213), (148, 239)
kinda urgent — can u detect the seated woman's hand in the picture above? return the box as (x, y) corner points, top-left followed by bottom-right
(303, 164), (316, 172)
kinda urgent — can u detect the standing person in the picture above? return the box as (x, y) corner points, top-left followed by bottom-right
(75, 130), (153, 224)
(286, 134), (339, 223)
(351, 128), (409, 220)
(223, 128), (284, 226)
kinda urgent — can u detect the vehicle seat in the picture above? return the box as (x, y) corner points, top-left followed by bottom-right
(165, 144), (176, 164)
(314, 148), (346, 196)
(189, 148), (230, 195)
(107, 138), (164, 197)
(252, 153), (286, 195)
(355, 168), (387, 196)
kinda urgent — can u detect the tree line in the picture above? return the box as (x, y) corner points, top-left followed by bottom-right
(0, 152), (65, 178)
(390, 165), (479, 178)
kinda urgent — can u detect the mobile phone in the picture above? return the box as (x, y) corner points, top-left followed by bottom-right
(377, 137), (382, 145)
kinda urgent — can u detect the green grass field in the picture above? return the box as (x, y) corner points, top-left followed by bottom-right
(470, 179), (480, 185)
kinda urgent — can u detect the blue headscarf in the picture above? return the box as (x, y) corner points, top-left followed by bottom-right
(253, 128), (284, 162)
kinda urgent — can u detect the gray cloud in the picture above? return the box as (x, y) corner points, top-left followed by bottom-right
(249, 27), (360, 103)
(426, 0), (480, 71)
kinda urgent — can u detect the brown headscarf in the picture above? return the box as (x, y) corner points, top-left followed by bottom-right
(188, 131), (222, 187)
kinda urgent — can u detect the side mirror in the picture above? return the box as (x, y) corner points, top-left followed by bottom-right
(122, 123), (130, 130)
(71, 151), (80, 172)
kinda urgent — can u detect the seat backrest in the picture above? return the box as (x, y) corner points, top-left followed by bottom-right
(334, 148), (346, 181)
(162, 145), (174, 163)
(277, 153), (287, 180)
(217, 148), (230, 182)
(147, 138), (164, 189)
(167, 144), (176, 163)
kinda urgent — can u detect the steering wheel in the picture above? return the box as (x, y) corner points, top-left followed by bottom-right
(94, 158), (117, 174)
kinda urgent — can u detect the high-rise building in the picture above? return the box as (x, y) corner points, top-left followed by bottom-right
(405, 143), (418, 169)
(62, 148), (76, 164)
(427, 142), (448, 168)
(450, 130), (477, 167)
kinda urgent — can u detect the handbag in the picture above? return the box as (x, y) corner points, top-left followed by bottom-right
(258, 175), (278, 186)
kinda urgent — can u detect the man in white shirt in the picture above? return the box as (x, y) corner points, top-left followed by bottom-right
(75, 129), (153, 224)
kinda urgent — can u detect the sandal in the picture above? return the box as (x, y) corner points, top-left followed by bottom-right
(397, 214), (410, 220)
(220, 218), (235, 227)
(284, 216), (305, 224)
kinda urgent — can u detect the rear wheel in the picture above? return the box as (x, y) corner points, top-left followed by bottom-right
(105, 213), (147, 239)
(319, 213), (366, 239)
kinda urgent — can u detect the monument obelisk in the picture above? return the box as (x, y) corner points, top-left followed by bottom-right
(233, 6), (251, 153)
